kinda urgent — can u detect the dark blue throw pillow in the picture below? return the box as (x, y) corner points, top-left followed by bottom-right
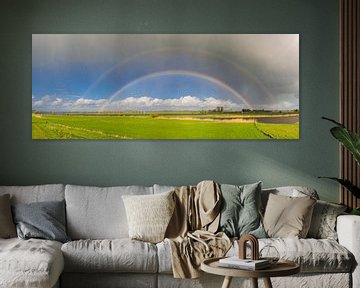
(12, 200), (70, 243)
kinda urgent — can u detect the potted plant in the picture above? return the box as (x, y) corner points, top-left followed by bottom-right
(320, 117), (360, 215)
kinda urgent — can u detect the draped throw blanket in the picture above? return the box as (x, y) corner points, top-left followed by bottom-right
(165, 180), (231, 278)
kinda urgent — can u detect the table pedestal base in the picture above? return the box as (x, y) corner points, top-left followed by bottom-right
(221, 276), (232, 288)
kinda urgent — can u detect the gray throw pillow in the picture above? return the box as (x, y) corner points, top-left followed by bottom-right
(307, 200), (347, 240)
(0, 194), (16, 238)
(12, 200), (70, 243)
(218, 182), (266, 238)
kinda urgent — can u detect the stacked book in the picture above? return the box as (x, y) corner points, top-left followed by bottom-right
(218, 257), (271, 270)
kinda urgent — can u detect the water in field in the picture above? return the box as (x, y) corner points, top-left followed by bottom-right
(256, 116), (299, 124)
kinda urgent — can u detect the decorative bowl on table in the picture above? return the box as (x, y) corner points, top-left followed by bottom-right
(259, 245), (280, 265)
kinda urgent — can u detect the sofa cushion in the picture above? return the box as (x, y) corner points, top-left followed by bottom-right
(157, 238), (353, 274)
(260, 238), (354, 273)
(235, 238), (353, 273)
(65, 185), (153, 239)
(12, 200), (70, 243)
(61, 239), (158, 273)
(0, 184), (65, 204)
(261, 186), (319, 213)
(0, 238), (64, 288)
(218, 182), (266, 238)
(122, 191), (175, 243)
(156, 240), (173, 274)
(307, 200), (347, 240)
(263, 194), (316, 238)
(0, 194), (16, 238)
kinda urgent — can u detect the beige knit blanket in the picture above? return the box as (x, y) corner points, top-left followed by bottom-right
(165, 180), (231, 279)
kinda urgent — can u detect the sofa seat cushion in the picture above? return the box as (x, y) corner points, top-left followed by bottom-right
(261, 238), (353, 273)
(61, 239), (158, 273)
(0, 238), (64, 288)
(157, 238), (354, 274)
(231, 238), (353, 273)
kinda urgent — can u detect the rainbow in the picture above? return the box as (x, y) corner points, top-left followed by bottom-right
(83, 47), (273, 108)
(99, 70), (252, 111)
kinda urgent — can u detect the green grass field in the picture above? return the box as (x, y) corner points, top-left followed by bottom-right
(32, 113), (299, 139)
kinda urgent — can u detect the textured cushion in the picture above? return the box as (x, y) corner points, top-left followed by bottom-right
(261, 186), (319, 213)
(65, 185), (153, 239)
(12, 200), (70, 243)
(263, 193), (316, 238)
(61, 239), (158, 273)
(229, 238), (353, 273)
(122, 191), (175, 243)
(0, 238), (64, 288)
(0, 184), (65, 204)
(156, 240), (173, 274)
(218, 182), (266, 238)
(158, 237), (353, 274)
(0, 194), (16, 238)
(307, 200), (347, 240)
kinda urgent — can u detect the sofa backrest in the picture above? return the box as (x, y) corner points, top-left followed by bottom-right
(0, 184), (65, 204)
(154, 183), (320, 211)
(1, 184), (320, 240)
(153, 184), (176, 194)
(65, 184), (154, 240)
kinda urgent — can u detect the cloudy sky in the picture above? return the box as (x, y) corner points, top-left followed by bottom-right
(32, 34), (299, 112)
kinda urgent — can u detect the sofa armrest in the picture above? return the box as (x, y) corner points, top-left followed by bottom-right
(337, 215), (360, 288)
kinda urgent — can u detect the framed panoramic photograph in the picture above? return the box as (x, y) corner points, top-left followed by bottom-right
(32, 34), (299, 139)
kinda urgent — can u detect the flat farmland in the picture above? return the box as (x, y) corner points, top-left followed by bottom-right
(32, 112), (299, 139)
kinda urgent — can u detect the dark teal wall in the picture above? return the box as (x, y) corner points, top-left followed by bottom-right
(0, 0), (340, 202)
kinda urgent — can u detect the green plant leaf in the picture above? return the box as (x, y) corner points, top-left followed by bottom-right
(351, 208), (360, 215)
(318, 176), (360, 198)
(330, 127), (360, 165)
(322, 117), (360, 165)
(322, 116), (344, 127)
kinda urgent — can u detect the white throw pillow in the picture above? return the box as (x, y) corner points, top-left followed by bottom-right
(122, 191), (175, 243)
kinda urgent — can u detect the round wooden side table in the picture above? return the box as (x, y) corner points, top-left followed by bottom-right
(201, 257), (300, 288)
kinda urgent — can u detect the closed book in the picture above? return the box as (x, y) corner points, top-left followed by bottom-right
(218, 257), (271, 270)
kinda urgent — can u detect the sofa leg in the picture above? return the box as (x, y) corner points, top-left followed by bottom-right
(263, 277), (273, 288)
(250, 278), (258, 288)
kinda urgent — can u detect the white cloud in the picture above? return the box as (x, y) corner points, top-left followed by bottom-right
(74, 98), (107, 106)
(33, 95), (52, 108)
(32, 94), (299, 112)
(33, 95), (106, 112)
(32, 95), (242, 112)
(103, 96), (240, 111)
(53, 98), (63, 106)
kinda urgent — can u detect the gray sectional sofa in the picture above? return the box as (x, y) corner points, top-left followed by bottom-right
(0, 183), (359, 288)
